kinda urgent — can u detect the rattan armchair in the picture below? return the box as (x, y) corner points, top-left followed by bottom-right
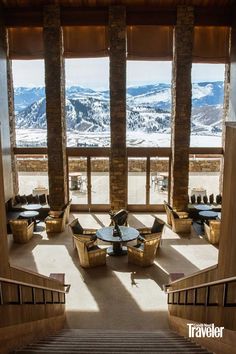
(63, 199), (72, 224)
(204, 220), (220, 244)
(45, 210), (66, 234)
(127, 234), (161, 267)
(170, 211), (192, 234)
(109, 209), (128, 226)
(10, 219), (34, 243)
(73, 235), (107, 268)
(69, 218), (97, 248)
(164, 201), (189, 226)
(137, 217), (165, 246)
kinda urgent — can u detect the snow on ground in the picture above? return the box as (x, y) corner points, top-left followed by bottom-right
(16, 129), (222, 148)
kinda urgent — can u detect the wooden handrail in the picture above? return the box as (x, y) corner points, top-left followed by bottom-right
(165, 264), (217, 288)
(166, 275), (236, 294)
(0, 276), (70, 294)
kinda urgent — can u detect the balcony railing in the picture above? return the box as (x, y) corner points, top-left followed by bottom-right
(0, 276), (70, 305)
(166, 276), (236, 307)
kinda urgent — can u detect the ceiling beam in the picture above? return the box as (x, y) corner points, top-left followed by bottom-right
(4, 6), (232, 27)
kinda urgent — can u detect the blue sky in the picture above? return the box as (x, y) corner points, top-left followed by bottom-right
(12, 58), (225, 89)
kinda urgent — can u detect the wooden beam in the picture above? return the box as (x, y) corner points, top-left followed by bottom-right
(4, 9), (43, 27)
(61, 7), (108, 26)
(3, 7), (232, 27)
(13, 147), (223, 157)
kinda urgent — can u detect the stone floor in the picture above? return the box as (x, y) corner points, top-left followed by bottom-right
(8, 212), (219, 331)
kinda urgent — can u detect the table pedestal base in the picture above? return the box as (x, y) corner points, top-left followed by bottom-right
(107, 244), (127, 256)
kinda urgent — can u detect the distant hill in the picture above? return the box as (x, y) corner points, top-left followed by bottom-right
(14, 82), (224, 136)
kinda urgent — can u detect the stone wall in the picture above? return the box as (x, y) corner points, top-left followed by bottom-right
(109, 6), (127, 211)
(171, 6), (194, 210)
(17, 158), (221, 173)
(43, 5), (68, 209)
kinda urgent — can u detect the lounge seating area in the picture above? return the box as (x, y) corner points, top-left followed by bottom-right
(7, 210), (219, 332)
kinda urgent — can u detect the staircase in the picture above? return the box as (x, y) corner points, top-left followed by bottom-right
(13, 329), (212, 353)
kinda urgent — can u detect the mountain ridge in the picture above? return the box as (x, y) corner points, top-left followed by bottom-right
(14, 82), (224, 137)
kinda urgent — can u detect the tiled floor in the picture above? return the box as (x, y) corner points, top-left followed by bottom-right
(8, 212), (218, 331)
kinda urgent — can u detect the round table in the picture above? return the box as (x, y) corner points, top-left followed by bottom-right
(194, 204), (212, 211)
(19, 210), (39, 230)
(96, 226), (139, 256)
(199, 210), (218, 220)
(24, 204), (42, 211)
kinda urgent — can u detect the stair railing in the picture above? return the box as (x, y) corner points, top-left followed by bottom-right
(165, 275), (236, 307)
(0, 276), (70, 305)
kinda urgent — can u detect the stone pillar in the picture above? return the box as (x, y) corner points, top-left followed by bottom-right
(109, 6), (127, 211)
(7, 58), (19, 196)
(170, 6), (194, 210)
(43, 5), (68, 209)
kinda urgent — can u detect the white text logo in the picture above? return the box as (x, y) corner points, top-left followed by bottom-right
(187, 323), (224, 338)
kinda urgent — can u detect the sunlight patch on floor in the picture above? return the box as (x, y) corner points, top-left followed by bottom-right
(115, 271), (167, 311)
(170, 244), (218, 270)
(32, 244), (100, 311)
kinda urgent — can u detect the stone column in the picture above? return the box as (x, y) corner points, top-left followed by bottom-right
(170, 6), (194, 210)
(43, 5), (68, 209)
(109, 6), (127, 211)
(7, 58), (19, 196)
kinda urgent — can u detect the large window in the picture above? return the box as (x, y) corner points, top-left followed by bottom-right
(190, 64), (225, 147)
(128, 156), (170, 207)
(126, 61), (172, 147)
(12, 60), (46, 147)
(68, 157), (88, 205)
(16, 155), (48, 196)
(91, 158), (109, 204)
(65, 58), (110, 147)
(188, 155), (222, 200)
(128, 158), (147, 204)
(150, 158), (169, 204)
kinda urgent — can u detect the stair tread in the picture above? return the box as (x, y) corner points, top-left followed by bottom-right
(13, 329), (211, 354)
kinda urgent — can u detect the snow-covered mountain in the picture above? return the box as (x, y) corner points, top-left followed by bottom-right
(14, 82), (224, 144)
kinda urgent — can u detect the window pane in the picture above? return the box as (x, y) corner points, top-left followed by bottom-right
(12, 60), (46, 147)
(150, 158), (169, 204)
(190, 64), (225, 147)
(91, 158), (109, 204)
(68, 157), (88, 205)
(189, 156), (222, 199)
(65, 58), (110, 147)
(128, 158), (146, 204)
(16, 155), (48, 195)
(126, 61), (172, 147)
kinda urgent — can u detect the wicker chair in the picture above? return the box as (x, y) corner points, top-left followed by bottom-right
(73, 236), (107, 268)
(137, 217), (165, 246)
(69, 218), (97, 247)
(204, 220), (220, 244)
(64, 199), (72, 224)
(127, 234), (161, 267)
(45, 210), (67, 234)
(164, 201), (190, 227)
(9, 219), (34, 243)
(170, 211), (192, 234)
(109, 209), (128, 226)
